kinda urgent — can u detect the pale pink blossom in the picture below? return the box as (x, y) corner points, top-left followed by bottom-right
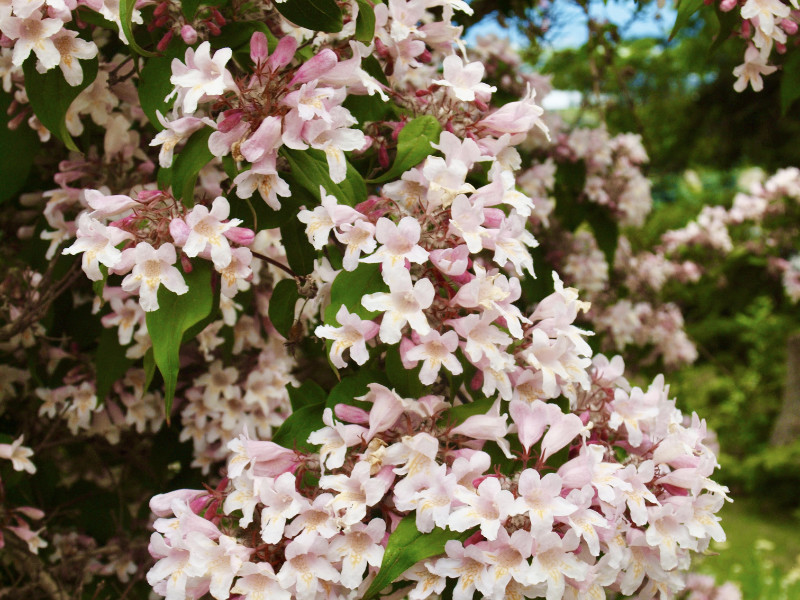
(315, 305), (379, 368)
(118, 243), (188, 312)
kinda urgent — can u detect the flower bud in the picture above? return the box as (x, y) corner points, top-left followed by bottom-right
(170, 218), (190, 246)
(180, 25), (198, 45)
(334, 403), (370, 424)
(781, 18), (798, 35)
(223, 226), (255, 246)
(290, 48), (338, 85)
(268, 35), (298, 72)
(250, 31), (268, 62)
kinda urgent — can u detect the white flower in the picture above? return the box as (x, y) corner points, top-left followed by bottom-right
(169, 41), (237, 114)
(0, 435), (36, 473)
(63, 214), (133, 281)
(119, 243), (188, 312)
(433, 54), (496, 102)
(361, 268), (434, 343)
(180, 196), (242, 269)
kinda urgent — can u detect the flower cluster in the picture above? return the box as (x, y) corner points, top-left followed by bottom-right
(149, 353), (729, 600)
(715, 0), (799, 92)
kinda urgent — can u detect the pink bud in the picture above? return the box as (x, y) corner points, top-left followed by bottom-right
(777, 42), (787, 54)
(217, 109), (244, 133)
(540, 412), (583, 462)
(378, 144), (390, 168)
(290, 48), (338, 85)
(398, 336), (417, 369)
(250, 31), (268, 62)
(156, 30), (173, 53)
(149, 489), (205, 517)
(137, 189), (164, 203)
(211, 8), (226, 25)
(180, 24), (198, 45)
(741, 20), (751, 37)
(334, 403), (370, 424)
(153, 2), (169, 16)
(509, 400), (549, 453)
(169, 218), (191, 246)
(223, 226), (255, 246)
(180, 253), (193, 273)
(365, 384), (405, 440)
(781, 18), (798, 35)
(268, 36), (298, 72)
(482, 207), (505, 228)
(719, 0), (736, 10)
(207, 21), (221, 35)
(418, 48), (432, 63)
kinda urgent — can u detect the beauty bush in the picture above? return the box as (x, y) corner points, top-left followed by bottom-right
(0, 0), (738, 597)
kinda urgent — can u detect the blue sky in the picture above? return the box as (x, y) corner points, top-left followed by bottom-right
(465, 0), (677, 49)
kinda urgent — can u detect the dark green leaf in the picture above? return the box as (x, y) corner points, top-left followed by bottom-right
(343, 93), (394, 123)
(553, 159), (588, 232)
(22, 57), (98, 152)
(781, 52), (800, 115)
(288, 380), (327, 411)
(282, 147), (367, 206)
(355, 0), (376, 42)
(369, 116), (442, 184)
(119, 0), (158, 56)
(94, 326), (134, 404)
(273, 0), (343, 33)
(710, 4), (739, 54)
(363, 515), (476, 600)
(182, 0), (202, 18)
(324, 262), (388, 324)
(143, 348), (156, 394)
(269, 278), (300, 338)
(145, 261), (215, 415)
(326, 368), (389, 410)
(669, 0), (703, 41)
(586, 205), (619, 267)
(0, 92), (40, 203)
(231, 174), (315, 230)
(171, 128), (213, 204)
(138, 40), (187, 129)
(441, 396), (495, 426)
(279, 217), (316, 276)
(272, 401), (325, 452)
(385, 346), (424, 399)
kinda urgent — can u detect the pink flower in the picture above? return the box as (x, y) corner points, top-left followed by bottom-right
(433, 54), (496, 102)
(119, 243), (188, 312)
(362, 268), (435, 344)
(315, 305), (379, 368)
(169, 41), (237, 114)
(361, 216), (428, 272)
(403, 329), (462, 385)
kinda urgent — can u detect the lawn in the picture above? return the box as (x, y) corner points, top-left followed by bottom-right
(693, 497), (800, 599)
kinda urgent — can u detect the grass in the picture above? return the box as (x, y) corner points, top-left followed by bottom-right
(692, 497), (800, 599)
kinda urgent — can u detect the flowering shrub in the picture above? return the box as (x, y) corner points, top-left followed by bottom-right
(0, 0), (735, 597)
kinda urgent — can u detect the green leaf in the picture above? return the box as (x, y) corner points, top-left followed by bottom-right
(368, 116), (442, 184)
(710, 4), (739, 54)
(441, 396), (495, 426)
(669, 0), (703, 41)
(355, 0), (376, 42)
(210, 21), (278, 54)
(781, 52), (800, 115)
(326, 368), (390, 410)
(363, 515), (476, 600)
(279, 217), (317, 276)
(553, 159), (588, 232)
(171, 128), (213, 204)
(120, 0), (158, 56)
(0, 92), (40, 203)
(94, 326), (134, 404)
(273, 0), (343, 33)
(272, 401), (325, 452)
(22, 57), (98, 152)
(288, 380), (327, 411)
(282, 147), (367, 206)
(181, 0), (202, 18)
(585, 205), (619, 267)
(145, 261), (215, 415)
(269, 278), (300, 338)
(324, 263), (388, 324)
(138, 40), (187, 129)
(143, 348), (156, 394)
(385, 346), (424, 399)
